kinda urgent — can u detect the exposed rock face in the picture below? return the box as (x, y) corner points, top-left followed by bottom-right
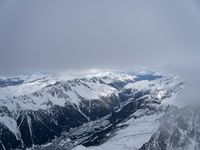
(140, 106), (200, 150)
(0, 71), (183, 149)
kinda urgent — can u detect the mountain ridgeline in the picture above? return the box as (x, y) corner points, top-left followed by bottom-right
(0, 71), (183, 150)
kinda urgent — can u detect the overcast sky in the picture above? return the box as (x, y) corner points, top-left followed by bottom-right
(1, 0), (200, 102)
(0, 0), (200, 73)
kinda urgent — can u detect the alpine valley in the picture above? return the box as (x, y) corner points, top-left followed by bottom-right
(0, 70), (195, 150)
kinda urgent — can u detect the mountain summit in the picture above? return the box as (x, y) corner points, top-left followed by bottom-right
(0, 71), (184, 150)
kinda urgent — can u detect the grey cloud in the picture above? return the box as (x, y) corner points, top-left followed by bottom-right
(1, 0), (200, 102)
(0, 0), (200, 73)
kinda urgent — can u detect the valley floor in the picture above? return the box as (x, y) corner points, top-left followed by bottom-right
(73, 112), (162, 150)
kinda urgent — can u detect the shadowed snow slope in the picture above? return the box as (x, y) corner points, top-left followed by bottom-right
(0, 70), (183, 150)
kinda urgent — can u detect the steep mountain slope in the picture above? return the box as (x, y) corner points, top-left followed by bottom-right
(0, 71), (183, 150)
(140, 106), (200, 150)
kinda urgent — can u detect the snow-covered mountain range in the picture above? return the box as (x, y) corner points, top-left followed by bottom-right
(0, 70), (185, 150)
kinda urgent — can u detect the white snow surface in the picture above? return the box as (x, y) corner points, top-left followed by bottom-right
(0, 116), (20, 139)
(0, 70), (183, 147)
(0, 71), (136, 111)
(73, 112), (162, 150)
(123, 75), (183, 103)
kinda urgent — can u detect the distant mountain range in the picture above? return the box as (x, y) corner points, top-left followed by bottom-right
(0, 70), (188, 150)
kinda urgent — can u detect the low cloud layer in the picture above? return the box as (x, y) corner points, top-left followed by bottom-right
(0, 0), (200, 72)
(0, 0), (200, 102)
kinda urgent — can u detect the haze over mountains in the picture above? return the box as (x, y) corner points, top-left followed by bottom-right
(0, 0), (200, 149)
(0, 0), (200, 104)
(0, 70), (186, 150)
(0, 0), (200, 72)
